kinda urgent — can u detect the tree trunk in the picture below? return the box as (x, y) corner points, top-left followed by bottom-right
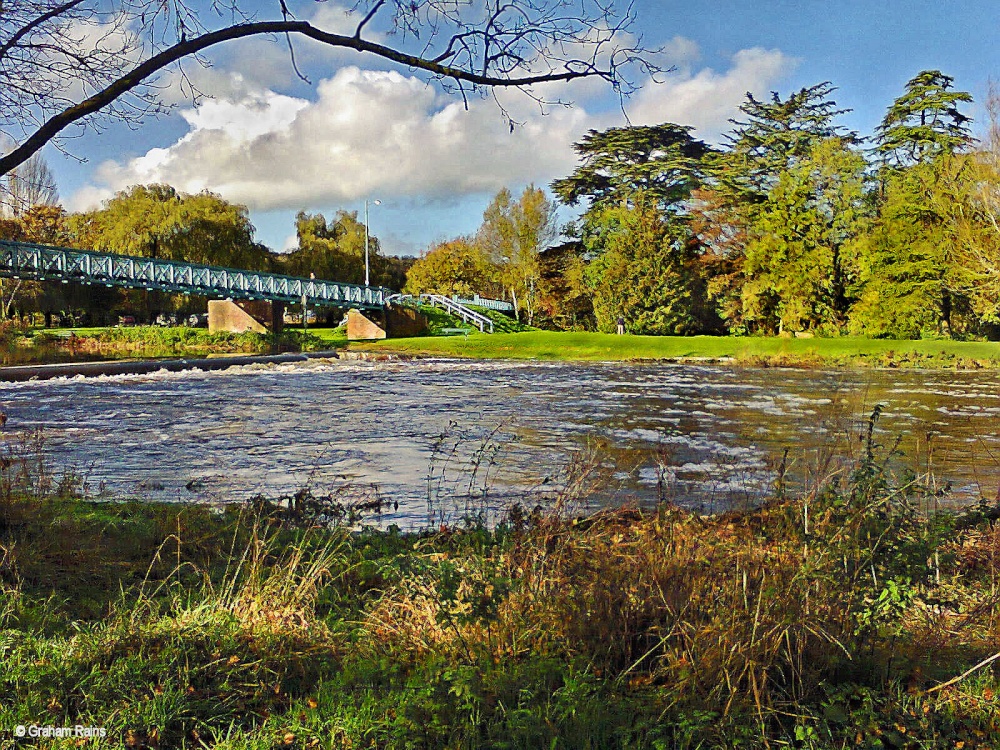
(940, 290), (953, 337)
(831, 243), (847, 322)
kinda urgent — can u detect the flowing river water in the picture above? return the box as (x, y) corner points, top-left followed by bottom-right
(2, 357), (999, 526)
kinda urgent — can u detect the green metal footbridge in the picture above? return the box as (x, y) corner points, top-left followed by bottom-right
(0, 240), (391, 309)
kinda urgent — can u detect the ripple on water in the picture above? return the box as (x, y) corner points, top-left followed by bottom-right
(0, 358), (998, 522)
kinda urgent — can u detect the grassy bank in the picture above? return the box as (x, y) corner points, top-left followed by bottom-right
(61, 326), (327, 358)
(2, 426), (1000, 747)
(11, 322), (1000, 371)
(0, 326), (335, 365)
(351, 330), (1000, 368)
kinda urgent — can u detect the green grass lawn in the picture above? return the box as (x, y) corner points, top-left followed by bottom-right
(295, 325), (348, 347)
(21, 323), (1000, 369)
(351, 330), (1000, 367)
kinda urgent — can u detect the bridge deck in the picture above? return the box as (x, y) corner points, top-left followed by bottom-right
(0, 240), (390, 309)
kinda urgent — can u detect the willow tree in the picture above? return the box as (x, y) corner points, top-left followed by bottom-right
(0, 0), (655, 178)
(285, 210), (387, 286)
(69, 184), (270, 321)
(71, 184), (268, 268)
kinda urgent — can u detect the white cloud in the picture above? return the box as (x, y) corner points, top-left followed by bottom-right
(71, 66), (589, 212)
(660, 36), (702, 67)
(627, 47), (798, 141)
(180, 92), (309, 142)
(280, 232), (299, 252)
(157, 62), (284, 107)
(69, 46), (795, 213)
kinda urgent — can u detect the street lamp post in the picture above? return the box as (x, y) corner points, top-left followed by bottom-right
(364, 199), (381, 287)
(303, 272), (315, 332)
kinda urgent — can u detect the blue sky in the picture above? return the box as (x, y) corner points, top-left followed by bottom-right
(43, 0), (1000, 256)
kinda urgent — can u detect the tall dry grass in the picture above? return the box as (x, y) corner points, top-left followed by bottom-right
(362, 414), (1000, 737)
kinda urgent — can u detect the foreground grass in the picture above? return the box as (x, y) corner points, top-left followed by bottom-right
(351, 330), (1000, 368)
(2, 425), (1000, 748)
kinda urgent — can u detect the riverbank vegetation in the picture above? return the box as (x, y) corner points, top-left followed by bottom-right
(65, 326), (324, 358)
(353, 330), (1000, 369)
(2, 424), (1000, 747)
(4, 315), (1000, 370)
(0, 324), (328, 366)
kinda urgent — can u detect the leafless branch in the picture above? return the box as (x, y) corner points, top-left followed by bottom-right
(0, 0), (658, 177)
(354, 0), (386, 39)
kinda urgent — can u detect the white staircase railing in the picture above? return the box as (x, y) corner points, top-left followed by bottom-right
(419, 294), (495, 333)
(384, 293), (497, 333)
(453, 294), (514, 312)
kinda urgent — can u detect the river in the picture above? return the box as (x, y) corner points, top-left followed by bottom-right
(2, 358), (998, 526)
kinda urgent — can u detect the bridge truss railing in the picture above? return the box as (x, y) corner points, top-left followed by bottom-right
(0, 240), (390, 309)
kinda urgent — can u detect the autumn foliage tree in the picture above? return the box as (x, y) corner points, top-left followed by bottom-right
(477, 186), (555, 325)
(0, 204), (68, 318)
(404, 238), (498, 298)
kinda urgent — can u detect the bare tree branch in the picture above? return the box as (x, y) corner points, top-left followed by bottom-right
(0, 0), (85, 62)
(0, 147), (59, 216)
(1, 0), (657, 177)
(354, 0), (386, 39)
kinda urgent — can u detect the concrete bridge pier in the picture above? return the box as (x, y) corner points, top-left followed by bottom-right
(346, 307), (428, 340)
(208, 299), (285, 334)
(207, 299), (426, 339)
